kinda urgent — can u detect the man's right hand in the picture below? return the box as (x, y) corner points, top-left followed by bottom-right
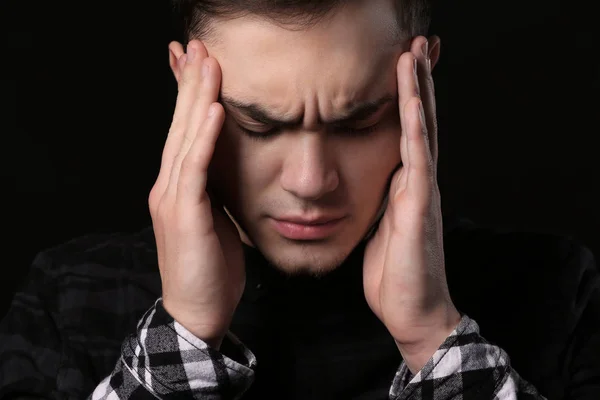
(148, 40), (245, 350)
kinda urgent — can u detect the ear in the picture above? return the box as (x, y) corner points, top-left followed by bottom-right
(427, 35), (442, 70)
(168, 41), (185, 83)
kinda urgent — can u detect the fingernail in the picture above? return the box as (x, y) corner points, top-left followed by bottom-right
(418, 100), (426, 128)
(187, 46), (196, 63)
(421, 40), (429, 60)
(413, 58), (420, 96)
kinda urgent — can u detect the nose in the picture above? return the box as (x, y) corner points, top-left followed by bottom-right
(280, 134), (339, 200)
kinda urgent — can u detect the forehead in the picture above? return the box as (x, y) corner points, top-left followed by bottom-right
(206, 0), (407, 113)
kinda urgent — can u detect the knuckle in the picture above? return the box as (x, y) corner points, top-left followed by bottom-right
(179, 65), (199, 87)
(169, 119), (184, 136)
(180, 153), (199, 176)
(179, 72), (195, 88)
(148, 183), (166, 213)
(173, 147), (187, 166)
(148, 186), (159, 212)
(180, 134), (194, 152)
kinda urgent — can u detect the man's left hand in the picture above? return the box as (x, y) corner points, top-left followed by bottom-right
(363, 36), (461, 374)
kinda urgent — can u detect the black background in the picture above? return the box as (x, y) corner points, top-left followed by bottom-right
(1, 0), (598, 318)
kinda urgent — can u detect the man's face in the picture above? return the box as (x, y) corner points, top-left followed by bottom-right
(204, 0), (408, 276)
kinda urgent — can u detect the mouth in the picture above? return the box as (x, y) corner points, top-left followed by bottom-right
(270, 216), (346, 240)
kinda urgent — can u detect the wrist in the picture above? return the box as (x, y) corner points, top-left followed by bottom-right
(395, 306), (462, 374)
(162, 299), (229, 349)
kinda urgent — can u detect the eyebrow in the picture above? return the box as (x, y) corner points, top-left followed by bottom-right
(220, 93), (397, 128)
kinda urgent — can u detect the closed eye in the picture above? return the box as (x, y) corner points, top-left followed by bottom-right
(236, 123), (279, 139)
(238, 122), (381, 140)
(331, 122), (381, 136)
(236, 105), (389, 140)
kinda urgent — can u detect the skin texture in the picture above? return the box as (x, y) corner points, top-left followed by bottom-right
(163, 0), (459, 370)
(168, 0), (441, 277)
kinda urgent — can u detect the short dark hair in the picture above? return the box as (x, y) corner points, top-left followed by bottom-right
(172, 0), (433, 45)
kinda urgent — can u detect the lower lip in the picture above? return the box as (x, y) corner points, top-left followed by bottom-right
(271, 217), (345, 240)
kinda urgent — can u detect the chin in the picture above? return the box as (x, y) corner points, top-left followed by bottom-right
(255, 234), (360, 278)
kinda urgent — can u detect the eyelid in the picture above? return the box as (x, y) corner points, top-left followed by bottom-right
(232, 114), (274, 130)
(333, 104), (389, 130)
(236, 121), (277, 136)
(240, 125), (274, 134)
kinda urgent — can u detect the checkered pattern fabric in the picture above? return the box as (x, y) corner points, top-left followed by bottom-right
(91, 299), (546, 399)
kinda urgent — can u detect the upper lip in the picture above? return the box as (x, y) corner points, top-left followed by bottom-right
(275, 215), (345, 225)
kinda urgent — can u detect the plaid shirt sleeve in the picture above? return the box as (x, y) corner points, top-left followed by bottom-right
(90, 298), (257, 400)
(91, 299), (545, 400)
(389, 314), (547, 400)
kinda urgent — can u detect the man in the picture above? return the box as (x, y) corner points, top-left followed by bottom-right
(1, 0), (599, 398)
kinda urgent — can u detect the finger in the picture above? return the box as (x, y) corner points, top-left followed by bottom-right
(186, 56), (223, 149)
(398, 52), (419, 125)
(406, 97), (435, 198)
(397, 52), (419, 180)
(166, 55), (222, 201)
(410, 37), (438, 166)
(155, 40), (209, 195)
(177, 102), (225, 209)
(170, 40), (209, 142)
(168, 41), (185, 82)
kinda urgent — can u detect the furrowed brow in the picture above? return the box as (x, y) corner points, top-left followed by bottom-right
(221, 93), (396, 128)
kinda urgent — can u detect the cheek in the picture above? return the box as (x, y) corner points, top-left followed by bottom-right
(358, 120), (401, 171)
(339, 126), (401, 198)
(207, 122), (244, 201)
(210, 120), (280, 199)
(377, 114), (403, 171)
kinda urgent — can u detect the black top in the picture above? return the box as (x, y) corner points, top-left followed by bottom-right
(0, 216), (598, 399)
